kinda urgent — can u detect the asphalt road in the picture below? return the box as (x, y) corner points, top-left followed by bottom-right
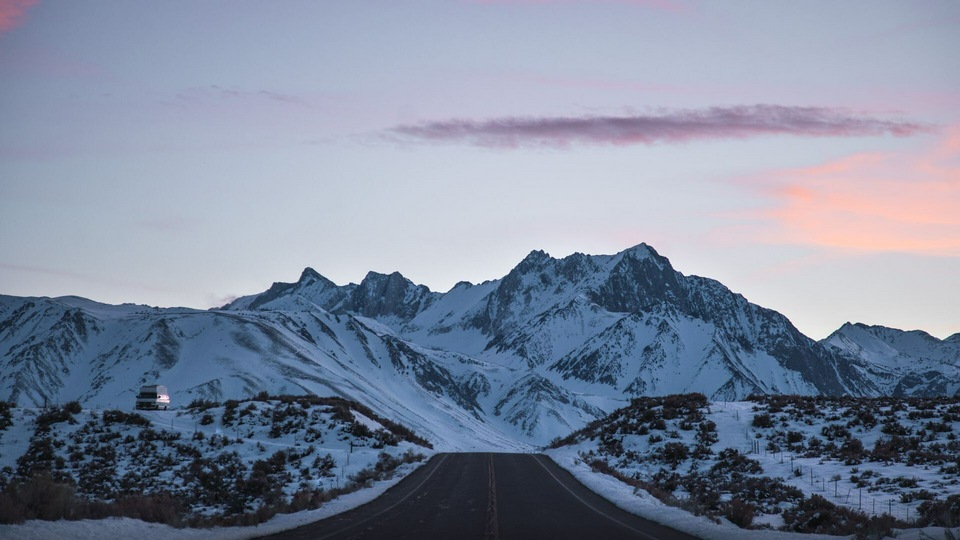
(260, 453), (699, 540)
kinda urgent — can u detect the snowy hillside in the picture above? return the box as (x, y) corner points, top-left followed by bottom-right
(0, 396), (430, 527)
(2, 244), (957, 446)
(547, 394), (960, 537)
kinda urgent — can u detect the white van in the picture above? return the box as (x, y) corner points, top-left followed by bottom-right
(135, 385), (171, 410)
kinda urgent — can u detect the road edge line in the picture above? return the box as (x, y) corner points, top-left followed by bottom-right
(316, 453), (450, 540)
(531, 454), (661, 540)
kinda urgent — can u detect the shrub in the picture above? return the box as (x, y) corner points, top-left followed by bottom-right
(187, 398), (220, 410)
(102, 409), (151, 427)
(658, 442), (689, 469)
(838, 437), (865, 465)
(752, 413), (773, 429)
(916, 494), (960, 527)
(697, 421), (718, 445)
(821, 424), (850, 441)
(313, 453), (336, 477)
(0, 474), (78, 524)
(63, 401), (82, 415)
(782, 495), (844, 534)
(35, 406), (75, 429)
(712, 449), (762, 476)
(724, 498), (755, 528)
(115, 493), (182, 526)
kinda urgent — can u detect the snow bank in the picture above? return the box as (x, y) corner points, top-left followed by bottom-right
(0, 460), (423, 540)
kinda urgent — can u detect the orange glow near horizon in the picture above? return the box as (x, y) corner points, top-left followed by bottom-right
(750, 129), (960, 257)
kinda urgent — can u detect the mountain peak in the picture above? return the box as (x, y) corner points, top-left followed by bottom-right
(367, 270), (400, 279)
(522, 249), (551, 263)
(622, 242), (653, 255)
(298, 267), (323, 284)
(618, 243), (670, 268)
(349, 270), (435, 320)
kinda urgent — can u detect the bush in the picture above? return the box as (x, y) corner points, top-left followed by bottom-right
(102, 409), (151, 427)
(916, 494), (960, 527)
(188, 398), (220, 410)
(658, 442), (689, 469)
(63, 401), (82, 415)
(712, 449), (762, 476)
(821, 424), (850, 441)
(724, 498), (755, 528)
(0, 474), (78, 524)
(35, 406), (75, 429)
(752, 413), (773, 429)
(115, 493), (182, 526)
(838, 437), (865, 465)
(782, 495), (844, 534)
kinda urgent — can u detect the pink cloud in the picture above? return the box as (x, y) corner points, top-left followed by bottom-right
(0, 0), (38, 34)
(739, 128), (960, 257)
(388, 105), (928, 148)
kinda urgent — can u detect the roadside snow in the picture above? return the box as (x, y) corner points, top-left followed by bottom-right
(0, 460), (423, 540)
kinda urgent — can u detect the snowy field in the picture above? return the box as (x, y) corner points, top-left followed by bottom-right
(0, 396), (434, 538)
(548, 394), (960, 538)
(0, 468), (422, 540)
(2, 395), (960, 539)
(547, 449), (958, 540)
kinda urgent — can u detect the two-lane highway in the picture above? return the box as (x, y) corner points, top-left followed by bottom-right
(261, 453), (698, 539)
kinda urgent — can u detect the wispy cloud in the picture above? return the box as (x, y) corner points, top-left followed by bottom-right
(734, 127), (960, 257)
(161, 85), (310, 108)
(0, 0), (38, 35)
(387, 105), (928, 149)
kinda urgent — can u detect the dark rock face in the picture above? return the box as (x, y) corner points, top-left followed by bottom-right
(346, 272), (436, 321)
(589, 245), (687, 314)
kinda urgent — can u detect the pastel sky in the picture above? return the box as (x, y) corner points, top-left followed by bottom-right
(1, 0), (958, 340)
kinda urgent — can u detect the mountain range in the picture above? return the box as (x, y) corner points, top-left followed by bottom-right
(2, 244), (957, 447)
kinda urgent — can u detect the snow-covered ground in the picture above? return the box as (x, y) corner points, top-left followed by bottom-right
(547, 448), (959, 540)
(0, 467), (420, 540)
(0, 397), (435, 538)
(547, 394), (960, 538)
(2, 395), (959, 539)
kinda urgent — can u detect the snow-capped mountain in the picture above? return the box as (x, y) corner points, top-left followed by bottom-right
(822, 322), (960, 396)
(2, 244), (956, 446)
